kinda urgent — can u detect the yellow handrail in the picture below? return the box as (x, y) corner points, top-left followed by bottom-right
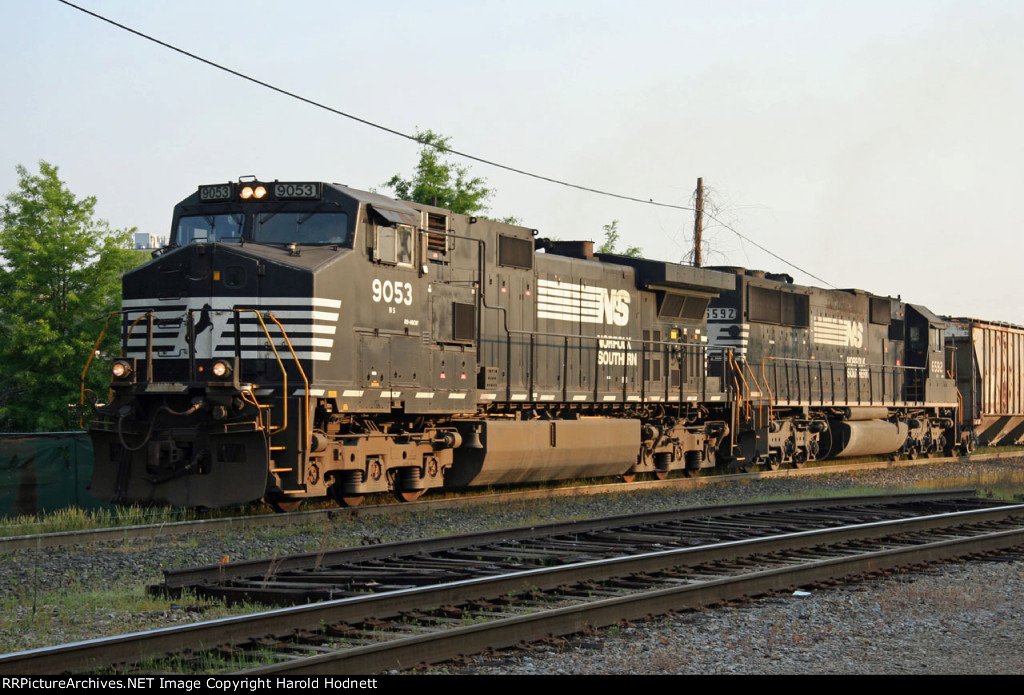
(78, 311), (121, 428)
(235, 309), (291, 435)
(727, 351), (752, 423)
(266, 313), (311, 451)
(759, 357), (776, 423)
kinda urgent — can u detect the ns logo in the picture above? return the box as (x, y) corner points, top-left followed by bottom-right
(602, 288), (630, 327)
(536, 279), (631, 327)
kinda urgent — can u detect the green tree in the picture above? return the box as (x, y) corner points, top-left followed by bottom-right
(384, 129), (494, 215)
(0, 161), (141, 431)
(597, 220), (642, 257)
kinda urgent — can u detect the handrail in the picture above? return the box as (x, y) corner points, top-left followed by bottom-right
(78, 311), (121, 428)
(121, 312), (149, 357)
(726, 351), (751, 422)
(759, 358), (776, 422)
(758, 355), (928, 408)
(265, 313), (311, 451)
(234, 309), (293, 436)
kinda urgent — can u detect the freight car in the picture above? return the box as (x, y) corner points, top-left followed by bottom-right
(84, 178), (967, 509)
(946, 318), (1024, 449)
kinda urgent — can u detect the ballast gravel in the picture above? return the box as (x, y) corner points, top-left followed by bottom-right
(2, 457), (1023, 674)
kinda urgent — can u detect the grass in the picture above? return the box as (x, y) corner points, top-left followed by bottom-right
(910, 467), (1024, 501)
(0, 580), (260, 655)
(0, 505), (188, 538)
(0, 497), (341, 538)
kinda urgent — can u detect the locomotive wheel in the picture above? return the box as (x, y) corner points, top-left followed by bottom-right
(653, 469), (670, 481)
(765, 459), (780, 471)
(621, 472), (637, 483)
(268, 499), (303, 513)
(393, 488), (425, 503)
(682, 468), (698, 478)
(326, 482), (365, 507)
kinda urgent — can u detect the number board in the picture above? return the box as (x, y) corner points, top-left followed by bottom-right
(273, 182), (321, 200)
(198, 184), (232, 202)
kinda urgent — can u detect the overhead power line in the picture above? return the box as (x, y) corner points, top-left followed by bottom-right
(55, 0), (836, 288)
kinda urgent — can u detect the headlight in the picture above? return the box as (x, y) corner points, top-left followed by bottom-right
(211, 361), (232, 378)
(240, 185), (267, 200)
(111, 360), (132, 379)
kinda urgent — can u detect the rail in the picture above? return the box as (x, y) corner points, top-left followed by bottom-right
(6, 494), (1021, 675)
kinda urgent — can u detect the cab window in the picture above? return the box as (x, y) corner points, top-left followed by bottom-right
(175, 214), (244, 244)
(253, 211), (351, 245)
(374, 224), (414, 267)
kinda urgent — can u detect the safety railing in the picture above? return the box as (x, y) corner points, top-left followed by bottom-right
(751, 356), (928, 407)
(495, 328), (729, 406)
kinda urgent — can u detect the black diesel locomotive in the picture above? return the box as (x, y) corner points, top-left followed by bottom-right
(87, 179), (968, 509)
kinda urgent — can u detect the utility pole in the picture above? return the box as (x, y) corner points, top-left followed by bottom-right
(693, 177), (704, 267)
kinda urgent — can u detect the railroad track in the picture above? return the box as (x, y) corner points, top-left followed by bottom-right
(3, 491), (1023, 675)
(3, 450), (1021, 553)
(153, 490), (1005, 603)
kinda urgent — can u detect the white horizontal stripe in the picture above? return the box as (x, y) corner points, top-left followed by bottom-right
(379, 391), (401, 398)
(538, 394), (555, 401)
(537, 282), (602, 295)
(538, 310), (603, 324)
(572, 394), (588, 401)
(293, 388), (325, 396)
(510, 394), (528, 401)
(602, 395), (617, 401)
(127, 349), (334, 361)
(479, 393), (496, 401)
(537, 295), (602, 308)
(122, 296), (341, 309)
(342, 390), (363, 397)
(448, 393), (467, 400)
(127, 336), (335, 350)
(121, 306), (338, 323)
(415, 392), (434, 399)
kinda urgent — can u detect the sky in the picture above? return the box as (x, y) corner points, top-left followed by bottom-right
(1, 0), (1022, 322)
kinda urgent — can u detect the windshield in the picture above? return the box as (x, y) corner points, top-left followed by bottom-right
(254, 211), (351, 245)
(175, 214), (244, 245)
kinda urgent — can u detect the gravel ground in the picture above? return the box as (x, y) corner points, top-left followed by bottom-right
(2, 457), (1023, 674)
(425, 559), (1024, 675)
